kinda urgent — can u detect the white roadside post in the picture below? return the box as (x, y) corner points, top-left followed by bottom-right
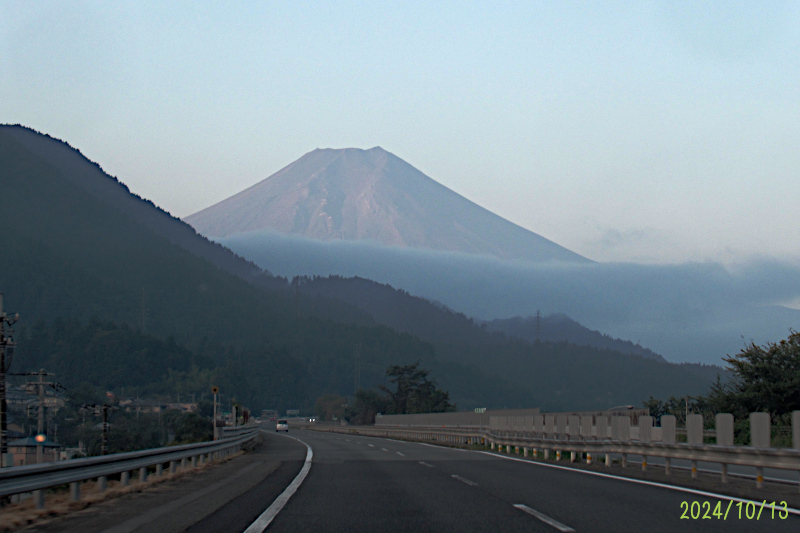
(686, 414), (704, 479)
(715, 413), (734, 483)
(639, 415), (653, 471)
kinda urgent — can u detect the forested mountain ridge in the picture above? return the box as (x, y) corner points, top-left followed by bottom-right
(295, 275), (506, 347)
(296, 275), (676, 362)
(0, 126), (718, 412)
(485, 314), (667, 362)
(1, 125), (281, 289)
(0, 127), (527, 411)
(294, 275), (724, 409)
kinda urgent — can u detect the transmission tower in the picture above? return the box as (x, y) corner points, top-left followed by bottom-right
(354, 343), (361, 394)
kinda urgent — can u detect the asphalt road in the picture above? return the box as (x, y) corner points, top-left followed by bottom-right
(19, 427), (800, 532)
(261, 430), (800, 533)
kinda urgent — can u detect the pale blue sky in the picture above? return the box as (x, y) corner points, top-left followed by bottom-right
(2, 1), (798, 263)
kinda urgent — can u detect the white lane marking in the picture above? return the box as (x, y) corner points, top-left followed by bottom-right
(419, 442), (467, 451)
(514, 504), (575, 532)
(381, 448), (388, 451)
(317, 430), (800, 517)
(368, 444), (375, 447)
(345, 439), (350, 442)
(451, 474), (478, 487)
(244, 435), (313, 533)
(396, 452), (405, 457)
(483, 451), (800, 517)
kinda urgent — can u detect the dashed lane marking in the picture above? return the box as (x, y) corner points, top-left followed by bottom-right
(514, 504), (575, 532)
(451, 474), (478, 487)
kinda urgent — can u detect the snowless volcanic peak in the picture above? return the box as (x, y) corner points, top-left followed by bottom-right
(185, 147), (589, 263)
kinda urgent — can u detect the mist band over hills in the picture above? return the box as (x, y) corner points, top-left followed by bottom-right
(218, 230), (800, 365)
(183, 145), (800, 366)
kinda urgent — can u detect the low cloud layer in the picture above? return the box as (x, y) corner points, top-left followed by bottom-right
(222, 231), (800, 365)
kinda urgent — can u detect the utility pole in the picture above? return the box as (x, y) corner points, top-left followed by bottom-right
(25, 369), (56, 464)
(685, 396), (689, 425)
(101, 404), (109, 455)
(81, 403), (113, 455)
(535, 310), (541, 341)
(37, 370), (44, 463)
(0, 294), (19, 468)
(212, 386), (218, 440)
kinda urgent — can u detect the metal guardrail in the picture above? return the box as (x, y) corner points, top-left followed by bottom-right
(314, 425), (800, 491)
(0, 426), (259, 507)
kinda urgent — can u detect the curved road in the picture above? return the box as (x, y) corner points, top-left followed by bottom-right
(22, 427), (800, 532)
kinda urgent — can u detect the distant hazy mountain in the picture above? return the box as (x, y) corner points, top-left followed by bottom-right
(185, 147), (589, 263)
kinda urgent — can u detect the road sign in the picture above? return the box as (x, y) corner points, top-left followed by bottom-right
(474, 408), (486, 414)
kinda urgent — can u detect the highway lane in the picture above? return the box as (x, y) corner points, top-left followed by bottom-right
(257, 429), (800, 533)
(16, 427), (800, 532)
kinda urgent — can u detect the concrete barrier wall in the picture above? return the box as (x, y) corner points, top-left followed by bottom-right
(376, 408), (540, 427)
(376, 408), (798, 449)
(376, 407), (646, 428)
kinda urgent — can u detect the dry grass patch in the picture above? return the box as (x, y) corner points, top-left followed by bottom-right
(0, 450), (245, 532)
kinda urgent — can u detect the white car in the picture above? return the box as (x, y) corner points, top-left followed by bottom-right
(276, 419), (289, 432)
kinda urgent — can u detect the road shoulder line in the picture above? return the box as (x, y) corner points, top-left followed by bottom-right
(243, 435), (313, 533)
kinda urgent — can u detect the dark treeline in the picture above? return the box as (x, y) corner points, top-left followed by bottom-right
(644, 331), (800, 446)
(315, 362), (455, 425)
(295, 275), (720, 410)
